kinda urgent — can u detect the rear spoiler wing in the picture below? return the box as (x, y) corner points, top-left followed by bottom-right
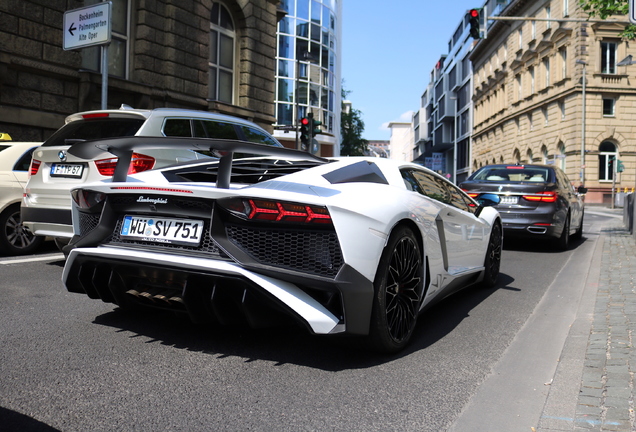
(67, 136), (328, 188)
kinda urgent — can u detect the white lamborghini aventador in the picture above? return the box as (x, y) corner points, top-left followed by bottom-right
(61, 136), (502, 353)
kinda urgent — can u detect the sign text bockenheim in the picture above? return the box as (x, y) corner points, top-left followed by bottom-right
(63, 2), (111, 50)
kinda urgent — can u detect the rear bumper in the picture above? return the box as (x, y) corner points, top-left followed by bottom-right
(21, 207), (73, 238)
(62, 246), (375, 336)
(499, 209), (562, 239)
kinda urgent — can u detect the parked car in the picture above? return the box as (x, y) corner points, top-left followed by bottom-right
(459, 164), (586, 250)
(0, 141), (45, 255)
(22, 106), (282, 250)
(61, 136), (502, 352)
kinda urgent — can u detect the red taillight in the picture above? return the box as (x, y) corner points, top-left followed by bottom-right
(95, 153), (155, 176)
(248, 199), (331, 223)
(223, 198), (331, 224)
(523, 191), (558, 203)
(30, 159), (41, 176)
(82, 113), (109, 119)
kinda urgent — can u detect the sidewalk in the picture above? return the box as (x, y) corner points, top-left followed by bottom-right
(540, 208), (636, 431)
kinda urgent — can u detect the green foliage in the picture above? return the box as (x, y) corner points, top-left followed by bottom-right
(579, 0), (636, 39)
(340, 85), (369, 156)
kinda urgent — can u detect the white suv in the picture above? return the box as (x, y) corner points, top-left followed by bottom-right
(22, 106), (282, 249)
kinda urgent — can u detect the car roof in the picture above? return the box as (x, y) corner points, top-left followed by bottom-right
(65, 106), (268, 129)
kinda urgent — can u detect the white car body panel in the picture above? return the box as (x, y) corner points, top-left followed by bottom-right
(61, 141), (502, 347)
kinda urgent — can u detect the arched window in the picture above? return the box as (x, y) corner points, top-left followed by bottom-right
(541, 145), (549, 164)
(513, 149), (521, 164)
(209, 2), (235, 103)
(598, 141), (617, 181)
(526, 149), (533, 163)
(557, 142), (566, 170)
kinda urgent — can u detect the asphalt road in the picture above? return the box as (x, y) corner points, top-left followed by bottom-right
(0, 213), (610, 432)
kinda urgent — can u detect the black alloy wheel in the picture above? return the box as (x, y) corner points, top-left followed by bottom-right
(368, 226), (424, 353)
(0, 204), (44, 256)
(481, 222), (502, 288)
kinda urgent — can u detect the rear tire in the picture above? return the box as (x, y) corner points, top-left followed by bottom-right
(481, 222), (502, 288)
(367, 226), (424, 353)
(556, 213), (570, 251)
(572, 211), (584, 241)
(0, 204), (44, 256)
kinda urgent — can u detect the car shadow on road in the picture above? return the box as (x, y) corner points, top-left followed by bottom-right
(502, 233), (589, 253)
(91, 272), (514, 371)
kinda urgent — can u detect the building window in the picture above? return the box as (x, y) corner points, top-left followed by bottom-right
(209, 2), (236, 103)
(558, 142), (566, 170)
(516, 74), (522, 101)
(599, 141), (617, 181)
(532, 20), (536, 40)
(563, 0), (569, 17)
(546, 6), (551, 29)
(543, 106), (548, 125)
(559, 100), (566, 119)
(601, 41), (617, 74)
(80, 0), (130, 79)
(559, 47), (567, 80)
(544, 58), (550, 88)
(529, 66), (535, 94)
(603, 98), (615, 116)
(518, 28), (523, 49)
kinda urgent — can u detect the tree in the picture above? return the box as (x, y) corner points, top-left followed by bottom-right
(340, 85), (369, 156)
(579, 0), (636, 39)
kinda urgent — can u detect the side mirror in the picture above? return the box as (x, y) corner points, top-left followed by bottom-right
(474, 193), (501, 218)
(577, 186), (588, 194)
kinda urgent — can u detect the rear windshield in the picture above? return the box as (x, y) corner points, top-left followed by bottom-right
(471, 166), (553, 182)
(42, 118), (145, 147)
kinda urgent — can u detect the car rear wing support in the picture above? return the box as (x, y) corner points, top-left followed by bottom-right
(67, 136), (328, 188)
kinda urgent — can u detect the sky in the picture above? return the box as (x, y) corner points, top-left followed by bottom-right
(341, 0), (482, 141)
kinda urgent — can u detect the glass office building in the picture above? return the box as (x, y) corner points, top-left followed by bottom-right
(274, 0), (342, 156)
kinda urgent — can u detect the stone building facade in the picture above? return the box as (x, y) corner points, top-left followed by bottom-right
(1, 0), (282, 142)
(470, 0), (636, 204)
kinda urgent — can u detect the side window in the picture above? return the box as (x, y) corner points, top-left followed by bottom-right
(194, 120), (240, 139)
(410, 170), (452, 204)
(401, 170), (422, 193)
(447, 184), (475, 213)
(163, 119), (192, 137)
(241, 126), (279, 146)
(14, 148), (36, 172)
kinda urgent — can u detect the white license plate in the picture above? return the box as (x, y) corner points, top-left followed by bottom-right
(120, 215), (204, 245)
(500, 196), (518, 205)
(51, 163), (84, 178)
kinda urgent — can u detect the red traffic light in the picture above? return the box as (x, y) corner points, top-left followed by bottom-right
(469, 8), (479, 17)
(300, 117), (310, 125)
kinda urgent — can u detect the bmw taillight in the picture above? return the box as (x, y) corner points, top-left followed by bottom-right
(71, 189), (106, 210)
(522, 191), (558, 203)
(220, 198), (332, 224)
(29, 159), (41, 176)
(95, 153), (156, 176)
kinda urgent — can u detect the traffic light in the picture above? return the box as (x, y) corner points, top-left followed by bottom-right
(308, 112), (322, 138)
(468, 8), (482, 39)
(299, 117), (310, 150)
(617, 159), (625, 173)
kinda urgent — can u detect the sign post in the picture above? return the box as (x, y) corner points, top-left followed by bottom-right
(63, 2), (112, 109)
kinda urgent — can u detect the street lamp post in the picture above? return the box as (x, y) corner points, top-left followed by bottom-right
(576, 59), (587, 186)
